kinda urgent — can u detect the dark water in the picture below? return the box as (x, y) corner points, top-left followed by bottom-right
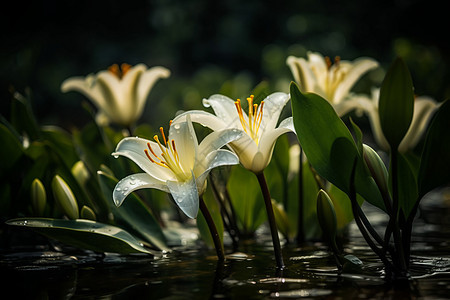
(1, 191), (450, 299)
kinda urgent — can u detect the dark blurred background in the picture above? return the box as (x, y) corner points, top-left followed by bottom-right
(1, 0), (449, 130)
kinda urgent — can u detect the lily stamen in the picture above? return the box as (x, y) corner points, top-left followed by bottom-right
(143, 130), (187, 180)
(160, 127), (168, 146)
(108, 63), (132, 79)
(235, 95), (264, 144)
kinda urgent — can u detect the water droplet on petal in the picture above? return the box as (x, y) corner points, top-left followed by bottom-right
(116, 188), (121, 192)
(124, 187), (129, 191)
(130, 181), (135, 185)
(130, 176), (135, 180)
(174, 124), (180, 130)
(113, 155), (119, 159)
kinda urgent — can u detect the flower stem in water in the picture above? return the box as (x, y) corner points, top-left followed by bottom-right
(256, 172), (285, 269)
(199, 195), (225, 261)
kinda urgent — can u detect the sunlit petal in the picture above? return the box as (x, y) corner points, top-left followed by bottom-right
(286, 56), (317, 92)
(61, 75), (108, 112)
(195, 149), (239, 193)
(167, 173), (199, 219)
(113, 173), (168, 207)
(197, 128), (243, 160)
(259, 92), (290, 134)
(112, 137), (175, 181)
(333, 58), (379, 104)
(399, 96), (441, 152)
(172, 110), (228, 132)
(203, 94), (245, 128)
(136, 66), (171, 115)
(169, 115), (198, 173)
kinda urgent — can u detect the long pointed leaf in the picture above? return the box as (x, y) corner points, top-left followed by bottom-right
(6, 218), (155, 255)
(290, 82), (384, 211)
(378, 58), (414, 150)
(97, 171), (169, 251)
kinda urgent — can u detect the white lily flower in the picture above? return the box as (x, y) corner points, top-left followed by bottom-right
(61, 63), (170, 127)
(286, 51), (379, 116)
(112, 115), (242, 218)
(172, 92), (295, 174)
(353, 88), (441, 153)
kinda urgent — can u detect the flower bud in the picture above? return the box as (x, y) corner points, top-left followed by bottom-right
(31, 178), (46, 216)
(80, 205), (96, 221)
(317, 189), (337, 242)
(71, 161), (90, 187)
(52, 175), (79, 220)
(363, 144), (389, 197)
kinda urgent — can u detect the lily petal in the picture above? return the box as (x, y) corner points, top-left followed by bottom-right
(197, 128), (243, 161)
(254, 118), (295, 173)
(61, 75), (109, 114)
(203, 94), (244, 128)
(332, 57), (378, 104)
(307, 52), (328, 88)
(259, 92), (290, 134)
(169, 115), (198, 173)
(95, 71), (124, 122)
(172, 110), (228, 132)
(118, 65), (146, 121)
(112, 137), (175, 181)
(399, 96), (441, 152)
(136, 66), (171, 116)
(113, 173), (168, 207)
(167, 173), (199, 219)
(224, 132), (258, 169)
(195, 149), (240, 193)
(286, 56), (317, 92)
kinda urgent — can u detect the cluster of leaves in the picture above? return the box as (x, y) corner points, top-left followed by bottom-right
(1, 91), (169, 255)
(291, 58), (450, 277)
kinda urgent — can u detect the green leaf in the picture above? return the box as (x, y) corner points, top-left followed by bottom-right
(378, 58), (414, 150)
(41, 126), (79, 168)
(6, 218), (155, 255)
(11, 91), (40, 140)
(349, 118), (363, 155)
(97, 171), (169, 251)
(0, 123), (24, 173)
(227, 165), (266, 234)
(418, 99), (450, 198)
(290, 82), (384, 211)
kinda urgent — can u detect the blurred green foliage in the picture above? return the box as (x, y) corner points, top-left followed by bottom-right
(1, 0), (449, 131)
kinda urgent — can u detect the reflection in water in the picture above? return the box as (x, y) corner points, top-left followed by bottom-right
(1, 195), (450, 299)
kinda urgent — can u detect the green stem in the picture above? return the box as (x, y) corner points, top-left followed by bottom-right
(209, 174), (239, 251)
(256, 172), (285, 269)
(390, 151), (408, 273)
(199, 195), (225, 261)
(297, 146), (305, 244)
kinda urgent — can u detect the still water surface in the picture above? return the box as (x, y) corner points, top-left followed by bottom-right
(1, 194), (450, 299)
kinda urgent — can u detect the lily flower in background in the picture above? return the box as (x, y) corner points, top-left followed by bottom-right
(112, 115), (242, 219)
(61, 63), (170, 128)
(286, 51), (379, 117)
(172, 92), (294, 269)
(172, 92), (295, 174)
(352, 88), (441, 153)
